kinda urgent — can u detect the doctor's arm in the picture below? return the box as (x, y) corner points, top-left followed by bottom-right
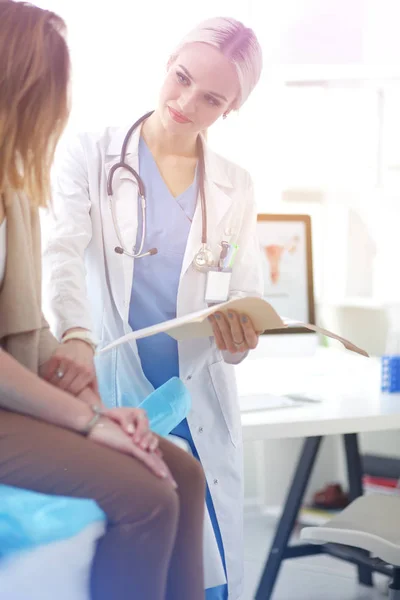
(37, 311), (98, 393)
(41, 136), (99, 394)
(210, 177), (263, 364)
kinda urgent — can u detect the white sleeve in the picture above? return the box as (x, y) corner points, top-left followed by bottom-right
(42, 136), (93, 340)
(222, 174), (263, 365)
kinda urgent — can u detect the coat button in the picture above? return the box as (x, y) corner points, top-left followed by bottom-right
(198, 427), (203, 434)
(186, 375), (192, 381)
(213, 479), (219, 485)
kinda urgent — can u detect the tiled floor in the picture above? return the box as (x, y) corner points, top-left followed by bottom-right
(243, 509), (389, 600)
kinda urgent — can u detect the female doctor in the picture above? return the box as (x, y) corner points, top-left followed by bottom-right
(43, 17), (263, 600)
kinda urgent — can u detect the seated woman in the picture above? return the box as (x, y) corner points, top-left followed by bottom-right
(0, 3), (205, 600)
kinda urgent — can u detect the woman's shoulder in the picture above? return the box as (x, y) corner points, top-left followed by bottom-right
(1, 191), (39, 244)
(3, 189), (32, 212)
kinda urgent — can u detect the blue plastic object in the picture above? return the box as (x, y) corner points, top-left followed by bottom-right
(0, 487), (105, 557)
(138, 376), (191, 436)
(381, 355), (400, 393)
(0, 377), (191, 557)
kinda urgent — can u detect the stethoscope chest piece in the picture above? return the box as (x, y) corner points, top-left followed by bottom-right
(193, 244), (214, 272)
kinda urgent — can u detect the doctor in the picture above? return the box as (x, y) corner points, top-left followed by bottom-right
(43, 17), (263, 600)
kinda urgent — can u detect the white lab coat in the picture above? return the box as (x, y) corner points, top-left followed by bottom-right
(42, 123), (263, 600)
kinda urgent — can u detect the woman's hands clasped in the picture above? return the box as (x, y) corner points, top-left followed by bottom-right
(88, 413), (177, 488)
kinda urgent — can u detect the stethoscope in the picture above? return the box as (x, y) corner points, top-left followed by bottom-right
(106, 111), (214, 271)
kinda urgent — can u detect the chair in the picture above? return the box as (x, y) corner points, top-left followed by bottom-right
(0, 522), (105, 600)
(300, 494), (400, 599)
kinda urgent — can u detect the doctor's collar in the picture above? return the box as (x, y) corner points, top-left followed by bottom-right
(106, 120), (234, 189)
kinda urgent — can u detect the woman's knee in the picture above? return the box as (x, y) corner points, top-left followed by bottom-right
(159, 438), (206, 496)
(175, 451), (206, 498)
(102, 467), (180, 532)
(147, 482), (180, 533)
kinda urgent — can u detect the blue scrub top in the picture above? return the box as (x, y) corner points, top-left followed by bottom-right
(128, 138), (228, 600)
(128, 137), (197, 388)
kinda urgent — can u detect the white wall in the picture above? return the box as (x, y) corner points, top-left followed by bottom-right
(244, 436), (343, 509)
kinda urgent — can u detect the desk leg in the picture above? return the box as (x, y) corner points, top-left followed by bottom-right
(344, 433), (373, 587)
(255, 436), (323, 600)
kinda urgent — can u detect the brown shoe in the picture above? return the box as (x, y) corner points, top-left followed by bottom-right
(313, 483), (349, 509)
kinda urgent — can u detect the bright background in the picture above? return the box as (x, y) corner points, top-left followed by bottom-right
(35, 0), (400, 311)
(34, 0), (400, 509)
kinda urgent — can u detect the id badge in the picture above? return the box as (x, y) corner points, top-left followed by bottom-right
(204, 268), (232, 304)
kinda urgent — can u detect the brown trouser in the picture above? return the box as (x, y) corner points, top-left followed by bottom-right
(0, 408), (205, 600)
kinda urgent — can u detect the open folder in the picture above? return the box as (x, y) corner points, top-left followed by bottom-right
(99, 296), (368, 357)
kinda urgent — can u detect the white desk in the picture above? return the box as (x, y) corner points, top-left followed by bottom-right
(238, 347), (400, 441)
(237, 347), (400, 600)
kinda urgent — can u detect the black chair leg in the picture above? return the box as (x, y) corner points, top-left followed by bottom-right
(255, 436), (323, 599)
(343, 433), (373, 587)
(389, 567), (400, 593)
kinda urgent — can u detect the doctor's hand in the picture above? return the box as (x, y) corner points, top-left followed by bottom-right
(209, 311), (260, 354)
(88, 417), (176, 488)
(40, 339), (99, 398)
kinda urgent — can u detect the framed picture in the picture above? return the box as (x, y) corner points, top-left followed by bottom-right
(256, 214), (315, 334)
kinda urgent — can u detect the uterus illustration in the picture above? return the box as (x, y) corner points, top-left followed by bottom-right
(264, 236), (299, 284)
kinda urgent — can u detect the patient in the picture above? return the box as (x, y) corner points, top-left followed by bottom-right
(0, 2), (204, 599)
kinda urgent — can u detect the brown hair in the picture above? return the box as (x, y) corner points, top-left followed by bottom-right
(0, 1), (70, 207)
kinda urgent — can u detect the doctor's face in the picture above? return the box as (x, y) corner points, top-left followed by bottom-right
(158, 43), (239, 135)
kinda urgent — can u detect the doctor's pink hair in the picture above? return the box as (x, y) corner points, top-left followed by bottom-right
(170, 17), (263, 109)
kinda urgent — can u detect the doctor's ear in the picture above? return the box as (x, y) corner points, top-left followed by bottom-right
(222, 103), (238, 120)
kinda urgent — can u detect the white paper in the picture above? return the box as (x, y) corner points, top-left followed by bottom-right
(99, 296), (368, 357)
